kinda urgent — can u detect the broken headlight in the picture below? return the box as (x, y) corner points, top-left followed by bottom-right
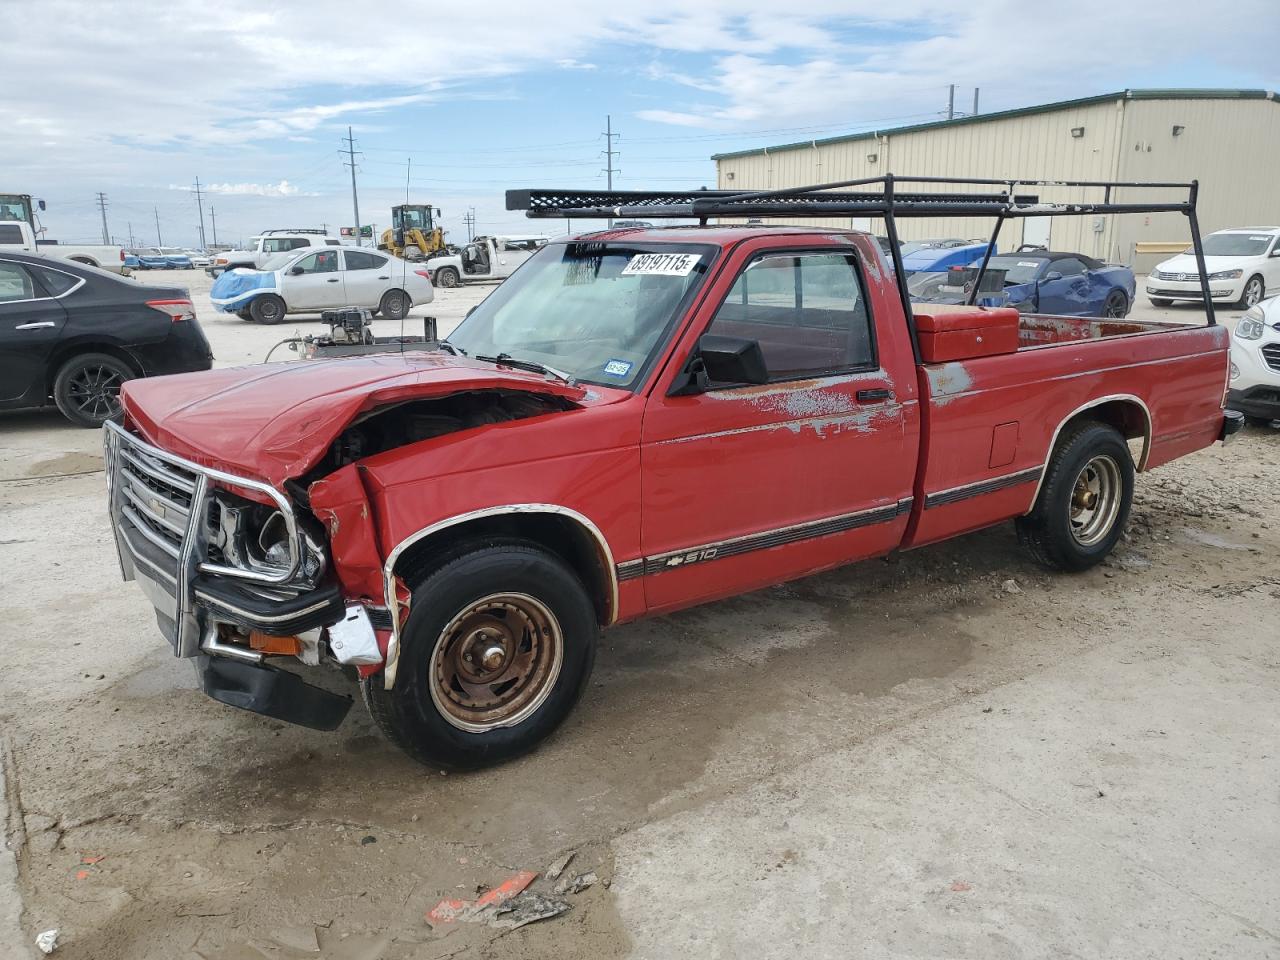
(210, 493), (326, 588)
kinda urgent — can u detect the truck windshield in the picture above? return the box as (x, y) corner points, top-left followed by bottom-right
(0, 195), (33, 225)
(447, 241), (717, 389)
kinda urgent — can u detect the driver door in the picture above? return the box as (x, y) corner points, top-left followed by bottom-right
(639, 242), (917, 613)
(284, 250), (345, 309)
(1035, 257), (1090, 315)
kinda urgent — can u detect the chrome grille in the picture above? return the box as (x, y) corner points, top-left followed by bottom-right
(1153, 269), (1199, 282)
(1262, 344), (1280, 373)
(116, 447), (199, 558)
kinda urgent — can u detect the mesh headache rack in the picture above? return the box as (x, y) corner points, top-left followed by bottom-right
(506, 174), (1218, 328)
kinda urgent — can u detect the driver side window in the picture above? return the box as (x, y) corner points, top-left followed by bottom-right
(704, 251), (875, 382)
(293, 251), (339, 274)
(1053, 258), (1086, 277)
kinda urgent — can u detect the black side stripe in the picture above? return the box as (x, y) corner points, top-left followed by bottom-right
(923, 466), (1042, 509)
(615, 499), (911, 580)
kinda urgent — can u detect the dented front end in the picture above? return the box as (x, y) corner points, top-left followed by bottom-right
(105, 357), (590, 729)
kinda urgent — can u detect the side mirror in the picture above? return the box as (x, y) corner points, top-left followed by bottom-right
(670, 334), (769, 395)
(289, 266), (305, 276)
(1270, 248), (1280, 257)
(1043, 271), (1063, 282)
(38, 200), (47, 211)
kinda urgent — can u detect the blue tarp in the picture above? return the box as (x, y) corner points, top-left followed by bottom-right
(210, 269), (277, 312)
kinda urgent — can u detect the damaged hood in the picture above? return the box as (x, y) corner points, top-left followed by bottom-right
(121, 352), (589, 487)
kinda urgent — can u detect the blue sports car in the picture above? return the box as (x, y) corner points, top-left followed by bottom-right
(909, 251), (1136, 317)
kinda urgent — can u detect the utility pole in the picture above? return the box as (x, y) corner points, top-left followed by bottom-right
(602, 114), (619, 226)
(342, 126), (363, 246)
(126, 221), (134, 248)
(96, 192), (109, 244)
(972, 87), (980, 116)
(210, 206), (218, 246)
(463, 208), (476, 241)
(947, 84), (955, 121)
(192, 177), (208, 250)
(154, 206), (163, 246)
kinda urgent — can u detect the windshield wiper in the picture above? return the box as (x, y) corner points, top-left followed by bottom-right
(437, 339), (466, 356)
(475, 353), (576, 386)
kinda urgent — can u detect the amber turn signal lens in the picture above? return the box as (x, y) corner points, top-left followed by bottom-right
(248, 631), (302, 655)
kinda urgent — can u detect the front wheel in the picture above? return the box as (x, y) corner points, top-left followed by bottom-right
(1017, 421), (1134, 571)
(361, 543), (598, 769)
(249, 294), (287, 325)
(1238, 275), (1265, 309)
(379, 288), (410, 321)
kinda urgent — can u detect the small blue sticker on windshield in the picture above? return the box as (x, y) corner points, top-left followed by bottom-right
(603, 359), (632, 377)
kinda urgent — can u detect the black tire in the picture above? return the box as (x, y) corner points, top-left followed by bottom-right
(379, 288), (410, 321)
(1016, 421), (1134, 572)
(434, 266), (460, 288)
(237, 309), (253, 322)
(1148, 297), (1173, 308)
(361, 543), (598, 770)
(52, 352), (133, 428)
(250, 294), (287, 325)
(1102, 289), (1129, 318)
(1244, 415), (1276, 428)
(1238, 274), (1265, 309)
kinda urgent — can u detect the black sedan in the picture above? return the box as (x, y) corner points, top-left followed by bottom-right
(0, 251), (213, 426)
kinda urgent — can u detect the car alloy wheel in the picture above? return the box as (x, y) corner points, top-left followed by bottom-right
(1069, 454), (1123, 547)
(1243, 277), (1264, 308)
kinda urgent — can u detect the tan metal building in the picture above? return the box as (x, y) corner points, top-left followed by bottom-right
(712, 89), (1280, 270)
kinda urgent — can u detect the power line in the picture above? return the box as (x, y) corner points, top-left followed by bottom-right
(95, 192), (109, 245)
(342, 126), (363, 246)
(192, 177), (208, 249)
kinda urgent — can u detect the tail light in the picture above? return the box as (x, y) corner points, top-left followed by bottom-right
(414, 269), (432, 280)
(119, 249), (126, 261)
(146, 298), (196, 322)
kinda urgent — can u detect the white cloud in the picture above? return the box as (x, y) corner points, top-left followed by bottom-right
(556, 58), (598, 70)
(169, 180), (314, 198)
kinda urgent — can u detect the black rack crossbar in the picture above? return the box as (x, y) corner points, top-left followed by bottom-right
(505, 174), (1215, 334)
(506, 175), (1196, 221)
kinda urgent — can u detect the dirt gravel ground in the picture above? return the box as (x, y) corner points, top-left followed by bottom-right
(1, 270), (1278, 959)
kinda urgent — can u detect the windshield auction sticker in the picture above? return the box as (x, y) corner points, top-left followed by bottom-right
(621, 253), (701, 277)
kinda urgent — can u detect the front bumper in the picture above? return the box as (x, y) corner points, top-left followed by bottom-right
(1146, 277), (1241, 301)
(104, 420), (345, 655)
(1228, 387), (1280, 421)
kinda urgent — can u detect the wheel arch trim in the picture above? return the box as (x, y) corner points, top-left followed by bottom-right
(381, 503), (619, 690)
(1025, 393), (1151, 512)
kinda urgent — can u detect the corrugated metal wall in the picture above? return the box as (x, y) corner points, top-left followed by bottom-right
(1116, 99), (1280, 269)
(714, 95), (1279, 268)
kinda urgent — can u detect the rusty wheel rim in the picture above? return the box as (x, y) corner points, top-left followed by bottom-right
(428, 593), (563, 732)
(1069, 454), (1122, 547)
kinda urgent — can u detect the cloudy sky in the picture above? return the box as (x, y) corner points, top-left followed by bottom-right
(6, 0), (1277, 248)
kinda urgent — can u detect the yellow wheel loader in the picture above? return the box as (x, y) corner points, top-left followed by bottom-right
(378, 205), (446, 261)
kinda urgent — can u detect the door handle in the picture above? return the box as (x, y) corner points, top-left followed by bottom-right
(856, 388), (892, 403)
(16, 321), (57, 330)
(377, 275), (389, 280)
(326, 278), (340, 283)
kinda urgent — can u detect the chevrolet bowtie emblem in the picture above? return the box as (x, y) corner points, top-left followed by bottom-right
(149, 497), (166, 519)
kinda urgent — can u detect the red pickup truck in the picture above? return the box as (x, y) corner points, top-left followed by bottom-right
(104, 178), (1239, 768)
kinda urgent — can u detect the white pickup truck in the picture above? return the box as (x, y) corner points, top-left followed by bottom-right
(0, 219), (130, 275)
(209, 229), (343, 276)
(425, 235), (548, 287)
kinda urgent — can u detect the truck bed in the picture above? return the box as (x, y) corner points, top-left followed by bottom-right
(906, 317), (1229, 548)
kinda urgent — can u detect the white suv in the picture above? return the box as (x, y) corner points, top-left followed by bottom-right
(208, 230), (343, 276)
(1147, 227), (1280, 309)
(1229, 296), (1280, 425)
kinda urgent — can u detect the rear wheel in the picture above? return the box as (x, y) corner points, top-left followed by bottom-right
(53, 352), (133, 427)
(1102, 289), (1129, 318)
(250, 294), (287, 325)
(1017, 421), (1133, 571)
(433, 266), (460, 288)
(361, 543), (598, 770)
(1148, 297), (1173, 308)
(1238, 275), (1265, 309)
(379, 288), (410, 321)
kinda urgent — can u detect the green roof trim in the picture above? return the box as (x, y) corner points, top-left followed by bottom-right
(710, 88), (1278, 161)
